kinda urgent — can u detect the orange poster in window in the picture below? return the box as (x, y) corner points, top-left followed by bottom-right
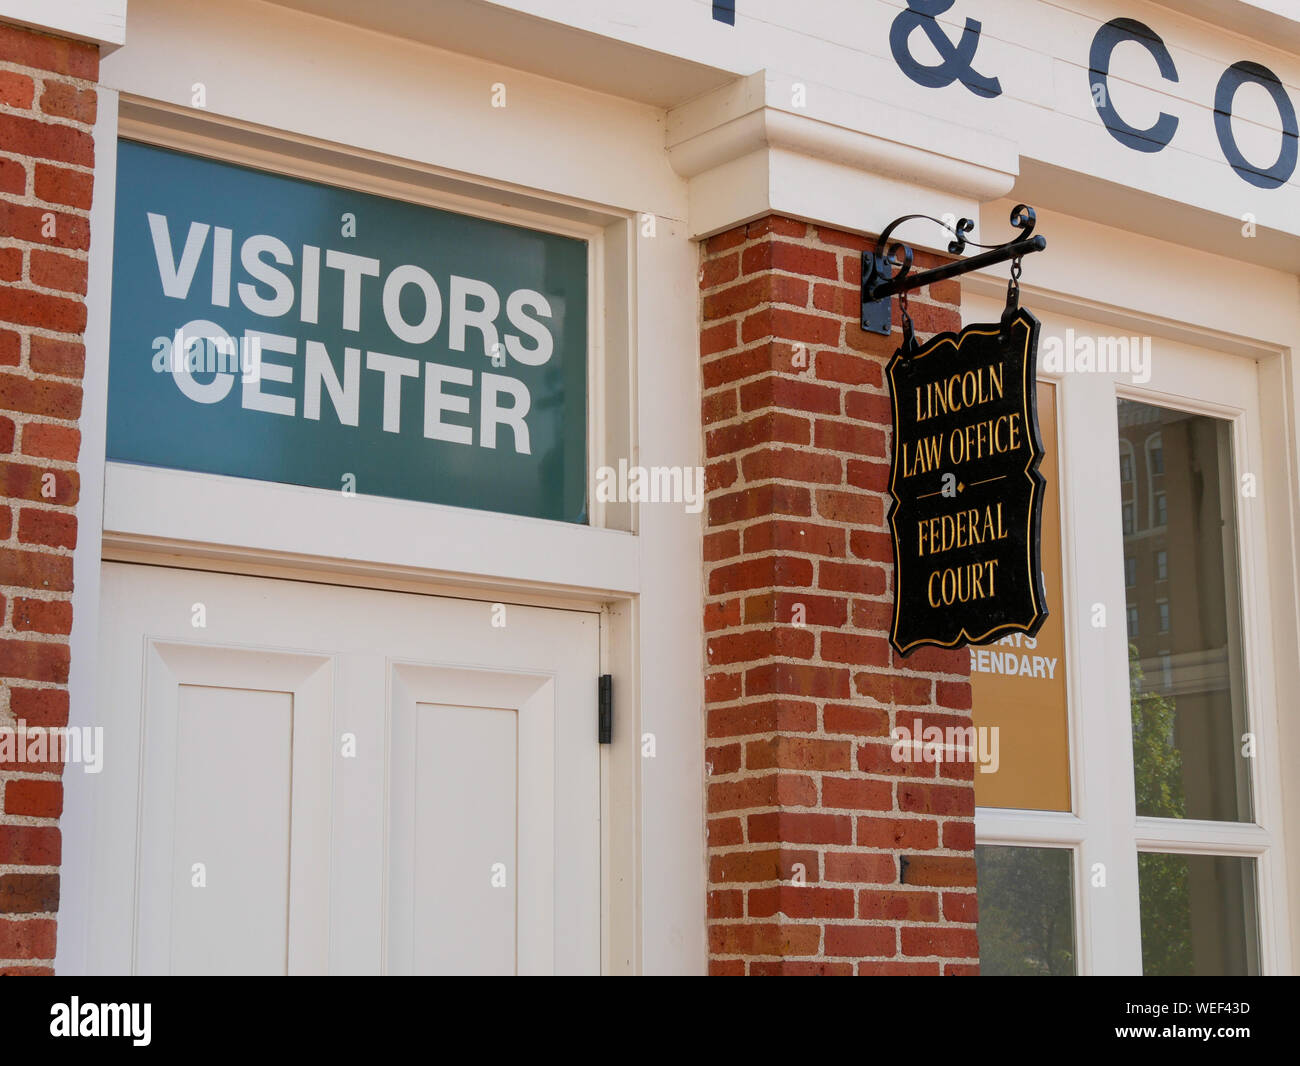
(971, 381), (1071, 811)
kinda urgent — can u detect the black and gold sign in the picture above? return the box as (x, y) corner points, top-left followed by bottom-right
(887, 307), (1048, 655)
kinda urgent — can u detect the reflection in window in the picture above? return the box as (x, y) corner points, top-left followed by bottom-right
(1118, 401), (1251, 823)
(976, 845), (1075, 975)
(1125, 557), (1136, 587)
(1122, 503), (1134, 534)
(1138, 853), (1258, 975)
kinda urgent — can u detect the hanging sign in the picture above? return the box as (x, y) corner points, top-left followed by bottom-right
(107, 140), (590, 523)
(887, 307), (1048, 655)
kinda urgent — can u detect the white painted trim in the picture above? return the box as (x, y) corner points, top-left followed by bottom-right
(0, 0), (125, 47)
(54, 85), (119, 979)
(104, 462), (640, 597)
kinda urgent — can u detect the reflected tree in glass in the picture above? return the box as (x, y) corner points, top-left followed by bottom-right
(975, 845), (1074, 975)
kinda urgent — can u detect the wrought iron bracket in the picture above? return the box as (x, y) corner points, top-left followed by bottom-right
(860, 205), (1047, 335)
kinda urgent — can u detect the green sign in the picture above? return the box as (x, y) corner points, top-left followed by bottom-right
(108, 141), (589, 522)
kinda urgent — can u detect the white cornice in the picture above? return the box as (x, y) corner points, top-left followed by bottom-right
(0, 1), (126, 49)
(666, 70), (1019, 240)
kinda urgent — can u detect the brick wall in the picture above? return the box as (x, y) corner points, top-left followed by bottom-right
(701, 216), (980, 975)
(0, 22), (98, 976)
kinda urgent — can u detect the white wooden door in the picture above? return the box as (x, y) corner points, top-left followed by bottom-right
(90, 563), (602, 975)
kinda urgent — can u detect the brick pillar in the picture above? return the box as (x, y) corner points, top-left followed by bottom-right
(701, 216), (980, 975)
(0, 22), (99, 975)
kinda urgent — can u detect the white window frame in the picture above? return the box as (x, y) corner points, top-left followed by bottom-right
(968, 293), (1294, 976)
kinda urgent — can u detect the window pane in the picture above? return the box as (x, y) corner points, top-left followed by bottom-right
(975, 845), (1075, 975)
(1138, 853), (1259, 975)
(1118, 401), (1252, 822)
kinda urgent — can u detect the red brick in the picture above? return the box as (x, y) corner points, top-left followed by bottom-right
(0, 825), (60, 865)
(743, 306), (840, 346)
(709, 959), (745, 975)
(824, 924), (896, 957)
(708, 889), (745, 919)
(815, 348), (883, 387)
(28, 248), (87, 295)
(858, 739), (935, 778)
(705, 671), (742, 703)
(743, 590), (846, 627)
(12, 595), (72, 635)
(708, 817), (744, 847)
(744, 519), (844, 559)
(845, 390), (893, 424)
(4, 779), (63, 819)
(819, 560), (886, 595)
(0, 24), (98, 79)
(19, 422), (79, 461)
(857, 816), (939, 850)
(0, 873), (59, 913)
(945, 962), (980, 976)
(38, 81), (96, 124)
(738, 374), (840, 416)
(31, 330), (89, 381)
(823, 852), (896, 884)
(709, 555), (814, 595)
(0, 373), (82, 418)
(33, 163), (91, 210)
(745, 661), (850, 699)
(847, 458), (890, 492)
(813, 226), (871, 251)
(745, 736), (850, 772)
(895, 644), (968, 675)
(704, 227), (747, 255)
(0, 201), (89, 251)
(0, 286), (86, 332)
(748, 885), (854, 920)
(710, 848), (820, 885)
(708, 773), (816, 813)
(0, 917), (56, 959)
(0, 158), (25, 196)
(900, 926), (979, 958)
(741, 446), (840, 485)
(902, 854), (977, 887)
(0, 548), (73, 592)
(942, 821), (975, 850)
(708, 699), (819, 738)
(0, 330), (19, 366)
(815, 490), (883, 527)
(859, 889), (940, 922)
(0, 113), (92, 167)
(849, 530), (893, 564)
(821, 776), (893, 811)
(897, 782), (975, 818)
(709, 922), (821, 957)
(0, 247), (21, 282)
(748, 811), (852, 845)
(854, 672), (932, 706)
(821, 631), (890, 668)
(701, 252), (740, 289)
(704, 276), (768, 321)
(709, 482), (811, 525)
(822, 703), (891, 737)
(751, 960), (853, 976)
(704, 597), (741, 633)
(814, 419), (886, 457)
(707, 410), (810, 455)
(936, 680), (972, 709)
(943, 891), (978, 923)
(0, 70), (35, 108)
(0, 462), (78, 505)
(0, 507), (9, 537)
(8, 686), (69, 727)
(857, 960), (940, 975)
(742, 241), (838, 280)
(0, 637), (69, 683)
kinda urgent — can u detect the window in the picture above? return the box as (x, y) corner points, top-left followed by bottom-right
(1120, 452), (1134, 483)
(1154, 549), (1167, 581)
(1125, 557), (1136, 587)
(1156, 599), (1169, 634)
(976, 846), (1076, 975)
(1122, 502), (1135, 534)
(1154, 492), (1167, 526)
(1148, 435), (1165, 476)
(1127, 605), (1139, 639)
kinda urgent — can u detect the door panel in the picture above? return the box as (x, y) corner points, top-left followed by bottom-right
(93, 563), (601, 975)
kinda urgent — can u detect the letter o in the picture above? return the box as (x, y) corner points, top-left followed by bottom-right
(382, 264), (443, 345)
(1214, 61), (1298, 190)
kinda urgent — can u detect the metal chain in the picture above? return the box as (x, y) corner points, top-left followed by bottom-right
(1007, 255), (1023, 301)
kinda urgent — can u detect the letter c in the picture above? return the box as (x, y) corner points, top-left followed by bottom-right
(1089, 17), (1179, 154)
